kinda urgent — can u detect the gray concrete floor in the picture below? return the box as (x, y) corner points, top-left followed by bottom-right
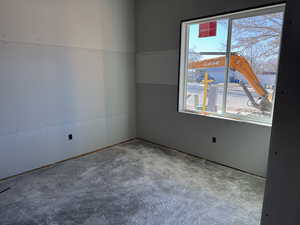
(0, 139), (265, 225)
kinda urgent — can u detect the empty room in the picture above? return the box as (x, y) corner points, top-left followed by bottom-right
(0, 1), (299, 225)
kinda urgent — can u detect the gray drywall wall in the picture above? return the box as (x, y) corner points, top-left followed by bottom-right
(135, 0), (283, 177)
(0, 0), (136, 179)
(261, 1), (300, 224)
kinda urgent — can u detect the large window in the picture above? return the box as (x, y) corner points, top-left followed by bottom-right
(178, 4), (285, 125)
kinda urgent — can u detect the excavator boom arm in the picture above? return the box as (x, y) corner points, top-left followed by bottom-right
(188, 55), (268, 97)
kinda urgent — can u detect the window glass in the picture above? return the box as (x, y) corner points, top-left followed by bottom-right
(185, 19), (228, 114)
(179, 5), (285, 125)
(226, 12), (284, 122)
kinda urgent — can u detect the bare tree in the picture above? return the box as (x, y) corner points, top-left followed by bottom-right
(188, 47), (203, 62)
(231, 12), (284, 72)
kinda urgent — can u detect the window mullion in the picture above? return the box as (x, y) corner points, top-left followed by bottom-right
(222, 18), (233, 115)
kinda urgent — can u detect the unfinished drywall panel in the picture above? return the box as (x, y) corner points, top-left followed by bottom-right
(136, 0), (281, 52)
(137, 84), (270, 176)
(0, 43), (108, 131)
(0, 0), (135, 179)
(103, 52), (136, 117)
(0, 0), (135, 52)
(261, 1), (300, 224)
(136, 50), (179, 85)
(0, 134), (18, 178)
(0, 119), (110, 179)
(135, 0), (283, 177)
(107, 113), (136, 145)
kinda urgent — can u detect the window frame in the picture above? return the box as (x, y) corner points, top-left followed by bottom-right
(178, 3), (285, 126)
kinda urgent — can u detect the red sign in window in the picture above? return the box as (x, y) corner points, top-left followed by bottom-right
(199, 21), (217, 38)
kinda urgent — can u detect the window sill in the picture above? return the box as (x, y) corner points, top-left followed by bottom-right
(179, 109), (272, 127)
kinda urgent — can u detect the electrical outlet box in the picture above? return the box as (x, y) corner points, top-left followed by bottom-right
(212, 137), (216, 143)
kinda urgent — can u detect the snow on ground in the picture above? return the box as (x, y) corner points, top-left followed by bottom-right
(185, 82), (272, 120)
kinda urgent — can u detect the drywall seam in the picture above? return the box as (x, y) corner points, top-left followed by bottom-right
(0, 39), (135, 54)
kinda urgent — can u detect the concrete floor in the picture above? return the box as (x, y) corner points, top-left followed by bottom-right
(0, 139), (265, 225)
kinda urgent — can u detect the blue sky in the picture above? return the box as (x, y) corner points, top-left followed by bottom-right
(188, 19), (228, 53)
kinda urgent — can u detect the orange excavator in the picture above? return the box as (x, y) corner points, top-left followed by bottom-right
(188, 54), (273, 112)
